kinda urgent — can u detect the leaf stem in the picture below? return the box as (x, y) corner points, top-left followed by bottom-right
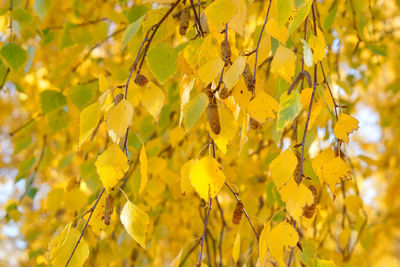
(197, 197), (212, 266)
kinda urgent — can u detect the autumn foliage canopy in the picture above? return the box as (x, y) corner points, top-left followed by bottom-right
(1, 0), (399, 266)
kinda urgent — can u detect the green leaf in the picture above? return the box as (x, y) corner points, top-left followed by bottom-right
(40, 90), (67, 114)
(24, 45), (35, 73)
(324, 3), (338, 32)
(277, 0), (294, 26)
(66, 84), (95, 109)
(121, 18), (143, 50)
(367, 44), (387, 56)
(204, 0), (237, 29)
(13, 136), (32, 155)
(277, 91), (301, 131)
(33, 0), (52, 20)
(15, 157), (36, 182)
(47, 109), (70, 132)
(183, 93), (209, 131)
(288, 0), (312, 35)
(146, 42), (177, 83)
(0, 43), (28, 72)
(125, 5), (150, 23)
(27, 187), (38, 199)
(12, 8), (33, 23)
(301, 39), (313, 67)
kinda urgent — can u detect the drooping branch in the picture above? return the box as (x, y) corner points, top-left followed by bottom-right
(215, 23), (229, 91)
(122, 0), (182, 153)
(65, 188), (105, 267)
(287, 70), (312, 95)
(224, 182), (259, 240)
(197, 197), (212, 266)
(19, 135), (47, 201)
(190, 0), (204, 37)
(251, 0), (272, 84)
(297, 2), (319, 185)
(215, 198), (226, 266)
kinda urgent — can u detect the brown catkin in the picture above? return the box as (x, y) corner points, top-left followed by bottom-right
(114, 93), (124, 106)
(207, 101), (221, 135)
(303, 185), (318, 219)
(242, 64), (255, 92)
(249, 117), (259, 129)
(219, 86), (231, 99)
(232, 201), (244, 224)
(104, 194), (113, 225)
(221, 40), (231, 65)
(179, 8), (190, 36)
(134, 74), (149, 87)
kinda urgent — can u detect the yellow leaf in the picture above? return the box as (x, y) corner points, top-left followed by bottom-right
(120, 200), (150, 248)
(127, 82), (142, 107)
(223, 56), (247, 89)
(317, 260), (337, 267)
(344, 195), (363, 214)
(198, 56), (225, 85)
(105, 99), (134, 143)
(48, 223), (89, 267)
(95, 144), (129, 192)
(46, 188), (64, 212)
(239, 111), (248, 154)
(248, 35), (271, 69)
(232, 232), (241, 264)
(84, 193), (107, 235)
(312, 149), (335, 179)
(278, 179), (314, 222)
(230, 0), (247, 35)
(300, 88), (313, 108)
(170, 247), (183, 267)
(179, 76), (195, 126)
(79, 102), (100, 148)
(307, 100), (323, 130)
(259, 223), (271, 266)
(308, 29), (326, 63)
(204, 0), (237, 29)
(334, 113), (359, 143)
(271, 44), (296, 83)
(248, 91), (279, 123)
(269, 149), (298, 189)
(267, 221), (298, 267)
(64, 188), (87, 213)
(99, 73), (109, 93)
(142, 82), (165, 122)
(208, 105), (239, 154)
(321, 157), (352, 195)
(180, 159), (195, 195)
(139, 145), (148, 195)
(232, 77), (252, 109)
(169, 126), (186, 146)
(189, 156), (226, 200)
(266, 18), (288, 44)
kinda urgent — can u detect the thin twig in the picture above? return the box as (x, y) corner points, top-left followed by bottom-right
(287, 70), (312, 95)
(71, 27), (126, 72)
(122, 0), (182, 154)
(224, 182), (259, 240)
(9, 0), (13, 42)
(190, 0), (204, 37)
(46, 18), (108, 30)
(297, 2), (319, 185)
(9, 113), (42, 137)
(19, 135), (47, 201)
(215, 23), (229, 91)
(179, 240), (201, 267)
(197, 198), (212, 266)
(65, 188), (105, 267)
(215, 198), (226, 266)
(252, 0), (272, 84)
(349, 0), (362, 53)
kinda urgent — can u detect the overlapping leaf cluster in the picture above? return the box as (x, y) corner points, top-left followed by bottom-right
(0, 0), (399, 266)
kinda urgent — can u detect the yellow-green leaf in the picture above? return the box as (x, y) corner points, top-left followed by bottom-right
(204, 0), (237, 29)
(269, 149), (298, 189)
(79, 103), (100, 147)
(189, 156), (226, 200)
(48, 223), (89, 267)
(95, 144), (129, 192)
(120, 200), (150, 248)
(105, 99), (134, 143)
(142, 82), (165, 122)
(139, 145), (148, 195)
